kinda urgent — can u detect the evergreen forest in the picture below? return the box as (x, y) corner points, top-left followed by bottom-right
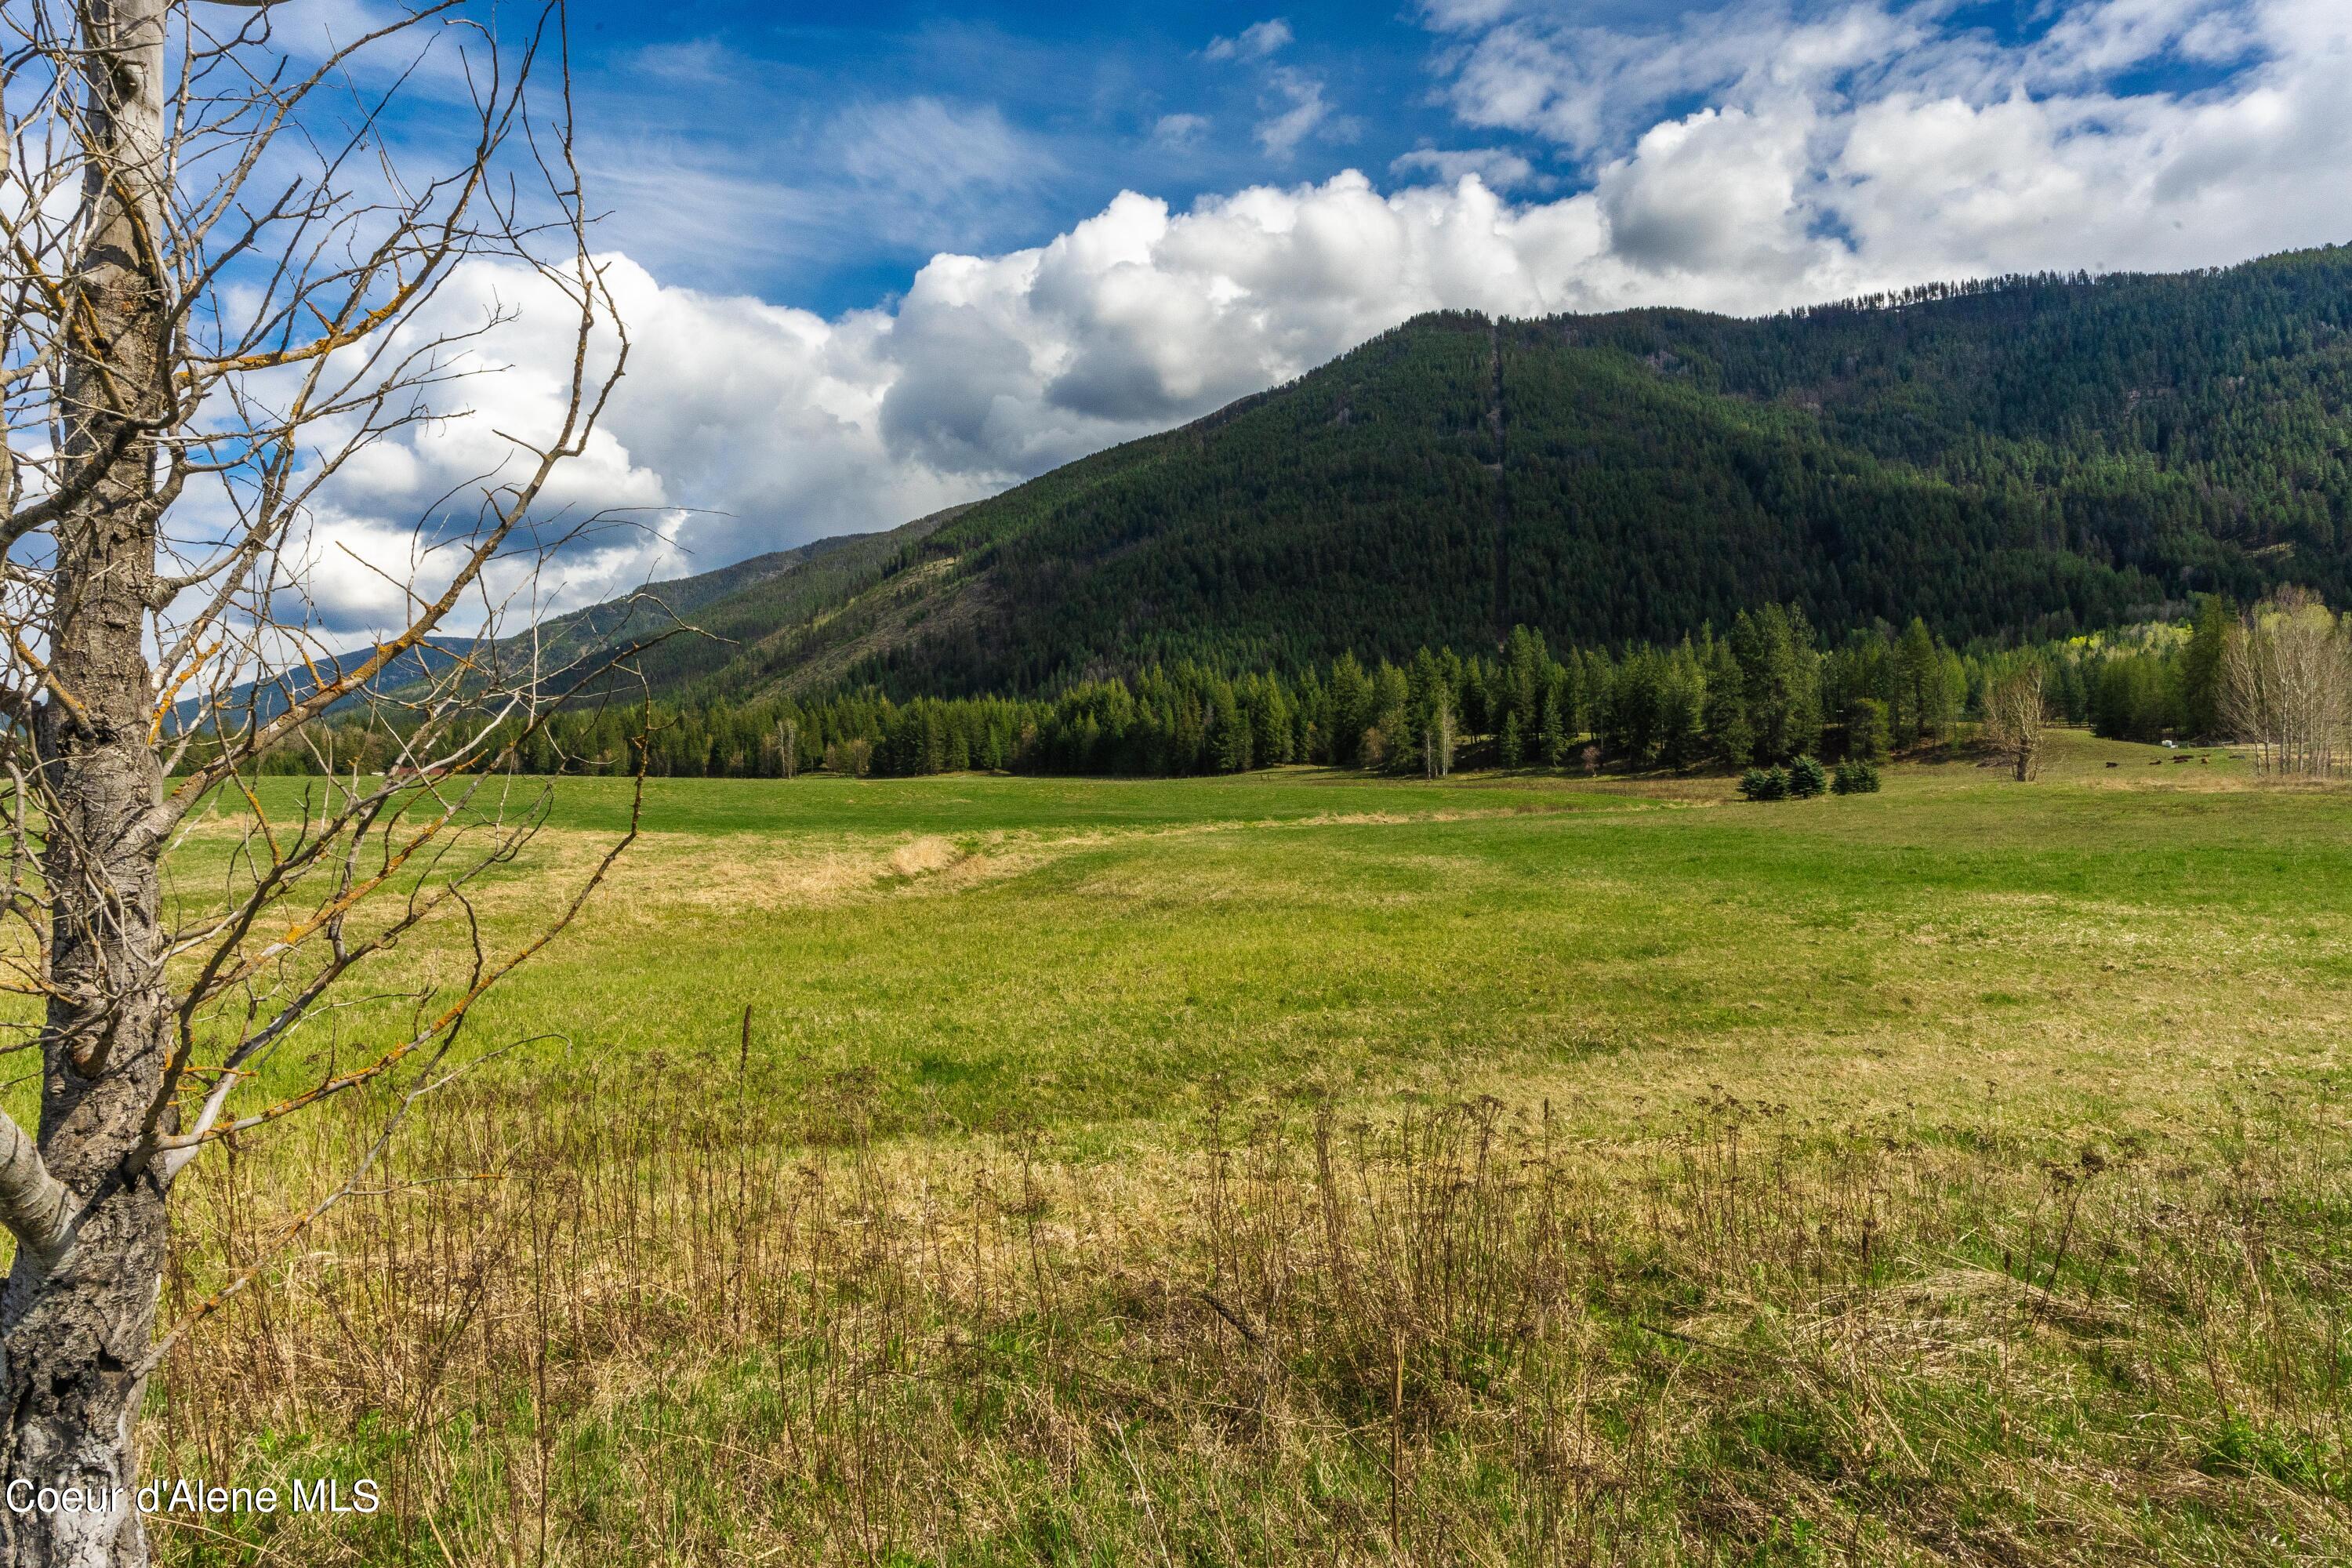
(269, 602), (2234, 782)
(588, 245), (2352, 705)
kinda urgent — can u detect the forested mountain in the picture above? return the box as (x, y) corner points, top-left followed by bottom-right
(579, 245), (2352, 699)
(529, 503), (970, 677)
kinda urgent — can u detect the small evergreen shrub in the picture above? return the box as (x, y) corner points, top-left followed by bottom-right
(1832, 760), (1882, 795)
(1738, 767), (1788, 801)
(1786, 756), (1828, 798)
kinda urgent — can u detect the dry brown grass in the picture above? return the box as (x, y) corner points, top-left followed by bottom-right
(145, 1055), (2352, 1567)
(451, 799), (1666, 924)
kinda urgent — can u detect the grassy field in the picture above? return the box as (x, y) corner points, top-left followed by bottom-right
(129, 732), (2352, 1565)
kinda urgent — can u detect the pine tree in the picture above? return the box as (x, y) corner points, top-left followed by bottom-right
(1538, 692), (1568, 767)
(1211, 681), (1251, 772)
(1702, 635), (1752, 767)
(1894, 619), (1945, 744)
(2181, 593), (2229, 740)
(1658, 641), (1706, 768)
(1731, 606), (1813, 763)
(1327, 654), (1373, 765)
(1504, 625), (1548, 735)
(1845, 698), (1890, 763)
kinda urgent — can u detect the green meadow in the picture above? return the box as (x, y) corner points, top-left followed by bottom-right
(164, 731), (2349, 1145)
(139, 734), (2352, 1566)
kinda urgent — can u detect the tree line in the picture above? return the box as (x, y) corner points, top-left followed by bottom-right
(239, 599), (2256, 782)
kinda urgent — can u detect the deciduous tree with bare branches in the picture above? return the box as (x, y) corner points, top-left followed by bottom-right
(2222, 587), (2351, 779)
(0, 3), (639, 1562)
(1983, 664), (2049, 782)
(1421, 694), (1453, 780)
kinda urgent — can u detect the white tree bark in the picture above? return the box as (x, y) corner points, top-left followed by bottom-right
(2223, 590), (2351, 777)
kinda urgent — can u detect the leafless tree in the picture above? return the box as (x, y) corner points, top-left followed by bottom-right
(1983, 664), (2049, 782)
(0, 4), (641, 1563)
(1421, 694), (1453, 780)
(826, 735), (871, 779)
(2223, 588), (2351, 778)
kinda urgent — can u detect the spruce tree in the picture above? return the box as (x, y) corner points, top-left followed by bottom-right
(1846, 698), (1891, 763)
(1832, 759), (1882, 794)
(1702, 637), (1753, 767)
(1539, 693), (1569, 767)
(2181, 593), (2229, 740)
(1895, 619), (1944, 743)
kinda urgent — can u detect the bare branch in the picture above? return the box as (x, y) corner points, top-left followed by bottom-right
(0, 1109), (69, 1263)
(0, 3), (640, 1546)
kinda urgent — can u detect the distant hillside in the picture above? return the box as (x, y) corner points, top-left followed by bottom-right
(527, 505), (970, 692)
(173, 637), (481, 731)
(197, 510), (969, 729)
(553, 245), (2352, 698)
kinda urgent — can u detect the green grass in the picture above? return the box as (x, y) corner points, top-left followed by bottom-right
(136, 731), (2352, 1566)
(171, 732), (2346, 1146)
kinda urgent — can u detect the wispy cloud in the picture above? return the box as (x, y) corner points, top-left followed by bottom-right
(1256, 68), (1340, 158)
(1153, 112), (1211, 148)
(579, 76), (1058, 290)
(1200, 19), (1346, 161)
(1207, 19), (1294, 62)
(835, 97), (1041, 202)
(1391, 146), (1545, 191)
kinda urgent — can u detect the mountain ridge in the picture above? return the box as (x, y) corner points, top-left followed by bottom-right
(522, 244), (2352, 699)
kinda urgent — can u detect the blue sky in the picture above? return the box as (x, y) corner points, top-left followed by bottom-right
(296, 0), (2352, 626)
(565, 2), (1476, 312)
(554, 1), (2258, 314)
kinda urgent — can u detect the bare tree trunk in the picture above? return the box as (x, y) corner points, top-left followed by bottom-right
(0, 7), (622, 1560)
(1984, 666), (2047, 782)
(3, 4), (172, 1563)
(2223, 591), (2352, 779)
